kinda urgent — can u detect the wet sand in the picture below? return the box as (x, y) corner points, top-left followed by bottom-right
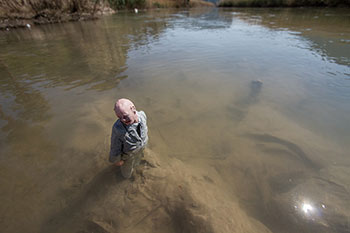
(32, 80), (349, 233)
(38, 148), (273, 233)
(0, 78), (349, 233)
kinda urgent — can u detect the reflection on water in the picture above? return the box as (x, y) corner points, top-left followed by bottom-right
(0, 14), (168, 92)
(239, 8), (350, 66)
(0, 8), (350, 233)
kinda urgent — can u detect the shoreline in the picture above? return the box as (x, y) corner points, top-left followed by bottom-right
(0, 1), (115, 30)
(0, 0), (213, 30)
(0, 13), (103, 30)
(218, 0), (350, 7)
(2, 0), (348, 30)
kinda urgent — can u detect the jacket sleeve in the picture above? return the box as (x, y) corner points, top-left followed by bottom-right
(140, 111), (149, 145)
(109, 125), (122, 163)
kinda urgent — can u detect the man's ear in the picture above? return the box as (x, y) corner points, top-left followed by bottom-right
(131, 105), (136, 112)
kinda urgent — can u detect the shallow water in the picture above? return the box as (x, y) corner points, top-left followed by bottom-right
(0, 7), (349, 233)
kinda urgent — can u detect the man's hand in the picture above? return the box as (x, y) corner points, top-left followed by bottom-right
(114, 160), (124, 166)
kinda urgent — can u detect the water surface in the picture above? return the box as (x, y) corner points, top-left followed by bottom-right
(0, 8), (349, 233)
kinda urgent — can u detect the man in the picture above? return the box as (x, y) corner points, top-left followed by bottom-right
(109, 98), (148, 178)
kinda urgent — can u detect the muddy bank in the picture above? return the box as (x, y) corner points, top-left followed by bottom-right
(0, 0), (213, 29)
(0, 0), (114, 29)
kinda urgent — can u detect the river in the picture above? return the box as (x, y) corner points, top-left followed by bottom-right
(0, 7), (349, 233)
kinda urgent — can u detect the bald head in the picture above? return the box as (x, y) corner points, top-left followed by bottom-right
(114, 98), (138, 125)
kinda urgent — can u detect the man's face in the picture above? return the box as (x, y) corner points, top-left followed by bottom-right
(114, 106), (137, 125)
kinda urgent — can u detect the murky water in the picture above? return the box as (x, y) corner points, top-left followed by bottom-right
(0, 7), (349, 233)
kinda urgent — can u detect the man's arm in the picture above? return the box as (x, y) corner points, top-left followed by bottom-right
(139, 111), (149, 145)
(109, 126), (123, 164)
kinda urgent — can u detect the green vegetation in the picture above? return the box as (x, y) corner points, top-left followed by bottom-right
(218, 0), (350, 7)
(107, 0), (146, 9)
(152, 2), (164, 8)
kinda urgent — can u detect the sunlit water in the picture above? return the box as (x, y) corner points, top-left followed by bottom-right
(0, 8), (349, 233)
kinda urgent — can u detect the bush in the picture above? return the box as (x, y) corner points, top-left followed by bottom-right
(152, 2), (163, 7)
(108, 0), (146, 9)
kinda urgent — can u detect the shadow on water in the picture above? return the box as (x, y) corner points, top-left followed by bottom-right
(39, 166), (125, 233)
(245, 133), (321, 170)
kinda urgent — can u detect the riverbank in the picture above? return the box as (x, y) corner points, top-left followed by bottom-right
(218, 0), (350, 7)
(0, 0), (213, 30)
(0, 0), (115, 29)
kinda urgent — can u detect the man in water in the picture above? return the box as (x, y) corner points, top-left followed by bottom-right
(109, 98), (148, 178)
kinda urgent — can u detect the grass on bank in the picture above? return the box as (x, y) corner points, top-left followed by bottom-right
(218, 0), (350, 7)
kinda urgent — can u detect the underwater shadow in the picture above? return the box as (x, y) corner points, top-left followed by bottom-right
(245, 133), (321, 170)
(39, 165), (125, 233)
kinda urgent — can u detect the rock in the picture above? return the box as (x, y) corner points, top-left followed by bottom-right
(250, 79), (263, 93)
